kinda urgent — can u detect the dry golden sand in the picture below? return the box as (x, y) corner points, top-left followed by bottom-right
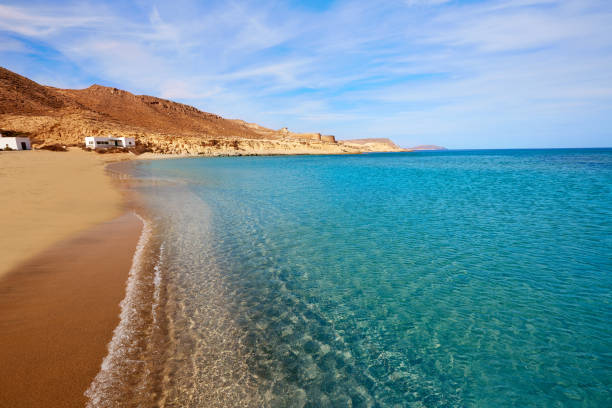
(0, 148), (126, 278)
(0, 148), (142, 407)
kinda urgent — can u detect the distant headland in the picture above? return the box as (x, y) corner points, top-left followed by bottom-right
(408, 145), (447, 151)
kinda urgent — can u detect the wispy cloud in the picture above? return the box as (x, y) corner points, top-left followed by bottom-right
(0, 4), (106, 36)
(404, 0), (451, 6)
(0, 0), (610, 148)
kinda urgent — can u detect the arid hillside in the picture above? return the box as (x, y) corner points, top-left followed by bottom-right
(342, 138), (407, 152)
(0, 67), (402, 155)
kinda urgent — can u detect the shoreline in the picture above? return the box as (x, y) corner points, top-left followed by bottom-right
(0, 212), (143, 407)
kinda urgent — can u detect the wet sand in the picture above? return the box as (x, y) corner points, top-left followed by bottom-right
(0, 212), (142, 407)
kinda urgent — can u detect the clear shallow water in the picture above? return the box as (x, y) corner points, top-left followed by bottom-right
(115, 149), (611, 407)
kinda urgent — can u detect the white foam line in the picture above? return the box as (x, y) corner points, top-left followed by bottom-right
(84, 213), (152, 407)
(152, 243), (165, 325)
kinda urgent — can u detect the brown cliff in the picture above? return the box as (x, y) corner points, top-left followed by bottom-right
(0, 67), (398, 155)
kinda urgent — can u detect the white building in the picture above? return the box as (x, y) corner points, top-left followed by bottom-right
(84, 136), (135, 149)
(1, 136), (31, 150)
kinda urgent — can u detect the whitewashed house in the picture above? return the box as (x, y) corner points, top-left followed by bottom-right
(84, 136), (135, 149)
(1, 135), (31, 150)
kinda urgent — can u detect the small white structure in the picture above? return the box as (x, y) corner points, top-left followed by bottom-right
(84, 136), (135, 149)
(1, 136), (31, 150)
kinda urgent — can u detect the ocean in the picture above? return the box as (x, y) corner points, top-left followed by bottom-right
(91, 149), (611, 407)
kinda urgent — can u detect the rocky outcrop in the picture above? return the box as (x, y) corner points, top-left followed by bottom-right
(341, 138), (407, 152)
(137, 136), (359, 156)
(276, 127), (337, 143)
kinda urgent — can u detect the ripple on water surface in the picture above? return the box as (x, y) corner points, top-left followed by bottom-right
(122, 150), (611, 407)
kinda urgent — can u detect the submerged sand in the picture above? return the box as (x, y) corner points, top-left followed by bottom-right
(0, 148), (125, 278)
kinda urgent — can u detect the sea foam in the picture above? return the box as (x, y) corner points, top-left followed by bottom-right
(84, 213), (157, 407)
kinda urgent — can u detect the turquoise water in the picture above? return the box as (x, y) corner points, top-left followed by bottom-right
(119, 149), (611, 407)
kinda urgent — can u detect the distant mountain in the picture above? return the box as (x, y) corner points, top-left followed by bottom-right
(0, 67), (401, 155)
(408, 145), (447, 150)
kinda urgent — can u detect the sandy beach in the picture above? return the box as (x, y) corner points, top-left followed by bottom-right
(0, 149), (141, 406)
(0, 148), (127, 278)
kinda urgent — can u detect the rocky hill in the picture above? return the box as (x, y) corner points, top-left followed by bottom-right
(0, 67), (402, 155)
(342, 138), (407, 152)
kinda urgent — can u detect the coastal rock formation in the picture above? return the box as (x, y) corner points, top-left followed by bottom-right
(342, 138), (407, 152)
(0, 66), (399, 155)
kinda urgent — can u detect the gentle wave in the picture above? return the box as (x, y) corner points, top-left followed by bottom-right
(152, 243), (165, 326)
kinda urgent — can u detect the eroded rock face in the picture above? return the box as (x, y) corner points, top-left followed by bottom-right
(137, 137), (357, 156)
(341, 138), (407, 152)
(0, 66), (401, 156)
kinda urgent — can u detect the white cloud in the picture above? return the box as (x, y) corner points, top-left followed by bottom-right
(0, 4), (105, 36)
(0, 35), (27, 52)
(159, 79), (223, 100)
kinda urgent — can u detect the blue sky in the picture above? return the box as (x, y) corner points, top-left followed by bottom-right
(0, 0), (611, 148)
